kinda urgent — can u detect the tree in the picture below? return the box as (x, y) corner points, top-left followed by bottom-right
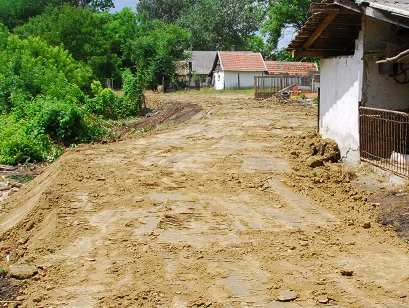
(15, 5), (120, 83)
(178, 0), (264, 50)
(0, 0), (113, 28)
(128, 19), (191, 88)
(137, 0), (197, 22)
(262, 0), (312, 51)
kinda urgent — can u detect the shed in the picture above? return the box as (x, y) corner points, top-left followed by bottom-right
(211, 51), (267, 90)
(176, 51), (217, 88)
(288, 0), (409, 177)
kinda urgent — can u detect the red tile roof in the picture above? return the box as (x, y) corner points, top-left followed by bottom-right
(265, 61), (318, 77)
(219, 51), (267, 72)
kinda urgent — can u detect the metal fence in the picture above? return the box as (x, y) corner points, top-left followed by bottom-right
(254, 75), (319, 99)
(359, 106), (409, 178)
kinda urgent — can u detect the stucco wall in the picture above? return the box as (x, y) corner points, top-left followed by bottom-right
(363, 17), (409, 111)
(320, 30), (364, 163)
(222, 71), (264, 89)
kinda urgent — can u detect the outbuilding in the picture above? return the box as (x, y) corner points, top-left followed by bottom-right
(211, 51), (267, 90)
(288, 0), (409, 177)
(176, 51), (217, 88)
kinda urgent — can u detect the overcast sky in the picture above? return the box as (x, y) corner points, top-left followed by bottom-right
(111, 0), (136, 12)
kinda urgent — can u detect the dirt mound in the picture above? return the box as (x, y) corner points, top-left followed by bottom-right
(129, 103), (202, 131)
(283, 130), (372, 225)
(372, 191), (409, 240)
(286, 132), (341, 168)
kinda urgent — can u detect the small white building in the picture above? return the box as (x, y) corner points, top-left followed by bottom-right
(289, 0), (409, 177)
(211, 51), (267, 90)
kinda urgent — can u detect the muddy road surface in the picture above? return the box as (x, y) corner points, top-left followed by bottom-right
(1, 92), (409, 307)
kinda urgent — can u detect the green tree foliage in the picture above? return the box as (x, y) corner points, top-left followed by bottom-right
(263, 0), (312, 51)
(16, 6), (190, 87)
(137, 0), (197, 22)
(128, 19), (190, 88)
(15, 5), (121, 83)
(137, 0), (265, 51)
(0, 0), (113, 28)
(0, 25), (141, 165)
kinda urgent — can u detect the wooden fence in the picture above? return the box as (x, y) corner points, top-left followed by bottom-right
(254, 75), (319, 99)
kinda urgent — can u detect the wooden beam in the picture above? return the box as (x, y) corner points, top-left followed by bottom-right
(303, 11), (339, 50)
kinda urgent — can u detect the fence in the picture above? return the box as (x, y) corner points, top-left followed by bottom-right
(254, 75), (319, 99)
(359, 106), (409, 178)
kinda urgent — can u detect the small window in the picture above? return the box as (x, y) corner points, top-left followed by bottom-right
(217, 74), (220, 81)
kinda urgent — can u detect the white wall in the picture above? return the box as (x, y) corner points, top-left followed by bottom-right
(215, 71), (264, 90)
(214, 71), (225, 90)
(320, 30), (364, 163)
(363, 17), (409, 111)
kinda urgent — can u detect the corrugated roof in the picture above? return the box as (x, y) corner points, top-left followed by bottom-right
(360, 0), (409, 16)
(218, 51), (267, 72)
(265, 61), (318, 76)
(190, 51), (217, 75)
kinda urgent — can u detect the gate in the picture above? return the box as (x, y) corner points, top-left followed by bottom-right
(359, 106), (409, 178)
(254, 75), (317, 99)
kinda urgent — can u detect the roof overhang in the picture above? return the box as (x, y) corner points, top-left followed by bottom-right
(288, 0), (409, 58)
(288, 2), (362, 57)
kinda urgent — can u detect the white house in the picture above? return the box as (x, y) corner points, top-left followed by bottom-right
(288, 0), (409, 177)
(211, 51), (267, 90)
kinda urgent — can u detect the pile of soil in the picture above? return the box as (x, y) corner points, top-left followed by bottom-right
(283, 130), (372, 225)
(371, 191), (409, 241)
(132, 103), (202, 131)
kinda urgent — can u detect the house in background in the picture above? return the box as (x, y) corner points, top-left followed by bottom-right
(288, 0), (409, 177)
(265, 61), (318, 77)
(176, 51), (217, 88)
(211, 51), (267, 90)
(265, 60), (320, 92)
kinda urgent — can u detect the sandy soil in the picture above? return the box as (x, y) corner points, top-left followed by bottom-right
(1, 92), (409, 307)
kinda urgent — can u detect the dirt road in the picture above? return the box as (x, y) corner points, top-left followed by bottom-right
(1, 92), (409, 307)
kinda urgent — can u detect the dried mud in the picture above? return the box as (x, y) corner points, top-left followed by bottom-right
(0, 92), (409, 307)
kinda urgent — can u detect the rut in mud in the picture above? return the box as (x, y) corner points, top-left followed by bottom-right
(1, 92), (409, 307)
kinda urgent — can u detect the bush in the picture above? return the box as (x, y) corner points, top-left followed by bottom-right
(0, 114), (57, 164)
(0, 29), (105, 165)
(86, 71), (143, 120)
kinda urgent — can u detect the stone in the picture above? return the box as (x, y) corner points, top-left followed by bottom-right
(318, 296), (329, 304)
(277, 290), (298, 302)
(307, 157), (324, 168)
(9, 264), (38, 280)
(340, 269), (354, 277)
(362, 222), (371, 229)
(0, 165), (17, 172)
(25, 221), (35, 231)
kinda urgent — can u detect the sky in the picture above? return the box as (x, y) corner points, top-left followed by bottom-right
(111, 0), (136, 12)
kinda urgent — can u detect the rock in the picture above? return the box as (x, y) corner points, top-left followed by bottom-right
(318, 295), (329, 304)
(25, 221), (35, 231)
(307, 157), (324, 168)
(277, 290), (298, 302)
(340, 269), (354, 277)
(9, 264), (38, 279)
(362, 222), (371, 229)
(0, 165), (17, 172)
(0, 184), (11, 192)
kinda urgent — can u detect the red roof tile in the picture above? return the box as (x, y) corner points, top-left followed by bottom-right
(265, 61), (318, 77)
(219, 51), (267, 72)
